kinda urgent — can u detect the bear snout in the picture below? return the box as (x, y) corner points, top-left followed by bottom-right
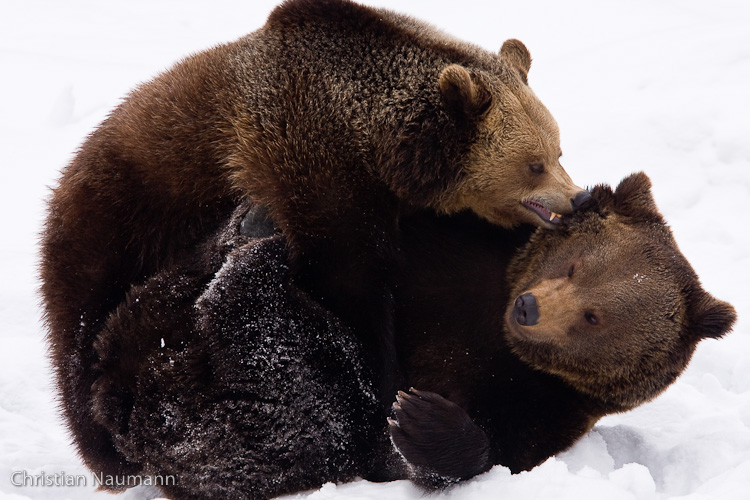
(571, 191), (593, 212)
(513, 293), (539, 326)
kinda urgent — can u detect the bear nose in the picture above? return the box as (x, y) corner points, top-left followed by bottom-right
(513, 293), (539, 326)
(570, 190), (592, 212)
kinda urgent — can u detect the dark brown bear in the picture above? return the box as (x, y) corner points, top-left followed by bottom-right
(389, 172), (736, 486)
(86, 173), (735, 499)
(40, 0), (587, 479)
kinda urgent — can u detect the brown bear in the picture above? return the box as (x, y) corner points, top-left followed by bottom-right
(388, 172), (736, 486)
(39, 0), (587, 479)
(85, 173), (734, 499)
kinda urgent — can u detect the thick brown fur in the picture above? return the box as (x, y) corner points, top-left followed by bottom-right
(81, 173), (735, 498)
(40, 0), (586, 480)
(389, 172), (736, 485)
(500, 172), (737, 410)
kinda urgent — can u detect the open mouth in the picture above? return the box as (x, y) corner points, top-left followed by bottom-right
(522, 199), (562, 225)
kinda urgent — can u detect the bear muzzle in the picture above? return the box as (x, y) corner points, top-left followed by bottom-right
(521, 189), (589, 226)
(571, 190), (593, 212)
(513, 292), (539, 326)
(521, 199), (563, 225)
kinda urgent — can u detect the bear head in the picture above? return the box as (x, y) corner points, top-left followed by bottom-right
(435, 40), (589, 229)
(504, 172), (736, 410)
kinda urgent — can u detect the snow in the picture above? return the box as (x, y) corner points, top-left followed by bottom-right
(1, 0), (749, 499)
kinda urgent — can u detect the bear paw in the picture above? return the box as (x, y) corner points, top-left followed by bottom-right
(388, 388), (491, 487)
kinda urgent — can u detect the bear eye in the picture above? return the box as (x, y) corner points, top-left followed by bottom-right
(529, 162), (545, 174)
(584, 312), (599, 325)
(567, 264), (575, 278)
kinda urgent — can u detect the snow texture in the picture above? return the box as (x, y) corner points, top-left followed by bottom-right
(1, 1), (749, 499)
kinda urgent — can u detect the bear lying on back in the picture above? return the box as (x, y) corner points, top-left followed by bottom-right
(40, 0), (587, 477)
(87, 172), (735, 499)
(389, 172), (736, 484)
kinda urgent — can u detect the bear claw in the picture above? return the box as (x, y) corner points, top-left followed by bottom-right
(389, 388), (491, 481)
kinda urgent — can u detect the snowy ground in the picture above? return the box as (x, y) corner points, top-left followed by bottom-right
(1, 1), (749, 499)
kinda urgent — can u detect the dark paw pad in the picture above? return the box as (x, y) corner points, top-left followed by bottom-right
(388, 388), (490, 482)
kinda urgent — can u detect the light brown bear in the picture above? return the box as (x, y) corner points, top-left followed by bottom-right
(39, 0), (586, 479)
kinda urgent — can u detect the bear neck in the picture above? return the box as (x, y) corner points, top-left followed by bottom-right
(260, 0), (500, 210)
(558, 351), (690, 414)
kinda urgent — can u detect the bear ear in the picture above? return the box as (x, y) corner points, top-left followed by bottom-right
(612, 171), (662, 220)
(439, 64), (492, 119)
(688, 293), (737, 340)
(500, 39), (532, 84)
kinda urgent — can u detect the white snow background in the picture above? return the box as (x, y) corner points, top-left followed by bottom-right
(1, 1), (749, 499)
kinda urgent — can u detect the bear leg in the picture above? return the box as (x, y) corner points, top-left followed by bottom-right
(388, 389), (492, 489)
